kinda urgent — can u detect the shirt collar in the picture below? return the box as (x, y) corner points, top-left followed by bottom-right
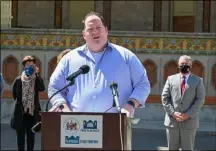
(78, 41), (113, 53)
(180, 73), (190, 79)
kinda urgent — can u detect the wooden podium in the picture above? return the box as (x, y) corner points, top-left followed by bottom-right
(41, 112), (130, 150)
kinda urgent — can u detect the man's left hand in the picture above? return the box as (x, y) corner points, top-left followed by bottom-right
(176, 113), (190, 122)
(180, 113), (190, 121)
(121, 103), (135, 118)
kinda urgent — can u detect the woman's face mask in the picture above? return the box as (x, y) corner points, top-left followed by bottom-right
(24, 65), (35, 76)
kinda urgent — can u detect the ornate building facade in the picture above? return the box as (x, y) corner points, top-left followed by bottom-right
(1, 0), (216, 129)
(1, 1), (216, 32)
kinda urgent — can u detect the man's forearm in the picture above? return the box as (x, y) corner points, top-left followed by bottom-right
(162, 100), (175, 115)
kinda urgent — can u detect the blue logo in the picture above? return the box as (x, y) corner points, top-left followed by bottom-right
(83, 120), (97, 129)
(65, 135), (80, 144)
(81, 120), (99, 132)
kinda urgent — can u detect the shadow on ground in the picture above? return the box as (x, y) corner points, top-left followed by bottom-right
(1, 124), (216, 150)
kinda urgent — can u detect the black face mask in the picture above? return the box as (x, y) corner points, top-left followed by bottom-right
(179, 65), (190, 74)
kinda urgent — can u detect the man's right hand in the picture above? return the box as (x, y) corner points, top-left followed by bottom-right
(61, 103), (71, 112)
(49, 103), (71, 112)
(172, 112), (184, 122)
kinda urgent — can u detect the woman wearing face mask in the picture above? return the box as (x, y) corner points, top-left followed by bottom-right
(11, 55), (45, 151)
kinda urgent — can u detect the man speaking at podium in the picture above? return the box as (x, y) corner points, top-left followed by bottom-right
(48, 11), (150, 150)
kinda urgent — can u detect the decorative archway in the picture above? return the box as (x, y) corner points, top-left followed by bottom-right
(32, 55), (42, 75)
(191, 60), (204, 78)
(164, 60), (178, 82)
(2, 55), (19, 85)
(48, 56), (57, 79)
(211, 63), (216, 89)
(143, 59), (157, 88)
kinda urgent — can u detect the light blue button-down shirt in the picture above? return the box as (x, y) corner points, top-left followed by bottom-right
(48, 42), (150, 113)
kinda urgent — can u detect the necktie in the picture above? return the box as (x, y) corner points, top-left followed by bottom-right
(181, 76), (186, 95)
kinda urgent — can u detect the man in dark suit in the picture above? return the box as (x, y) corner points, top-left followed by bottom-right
(161, 55), (205, 150)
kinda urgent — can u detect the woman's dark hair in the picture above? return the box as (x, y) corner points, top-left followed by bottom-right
(57, 49), (71, 64)
(22, 55), (36, 66)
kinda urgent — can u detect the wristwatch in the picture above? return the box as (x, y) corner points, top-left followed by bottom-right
(127, 100), (135, 109)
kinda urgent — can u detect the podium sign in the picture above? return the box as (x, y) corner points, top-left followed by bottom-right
(60, 115), (103, 148)
(41, 112), (129, 150)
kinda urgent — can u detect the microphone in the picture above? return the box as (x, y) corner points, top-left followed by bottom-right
(109, 82), (121, 112)
(32, 65), (90, 133)
(66, 65), (90, 81)
(45, 65), (90, 112)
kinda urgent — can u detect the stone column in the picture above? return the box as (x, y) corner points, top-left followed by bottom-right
(54, 0), (62, 29)
(62, 1), (69, 29)
(1, 0), (12, 28)
(95, 1), (103, 15)
(210, 1), (216, 32)
(203, 0), (211, 32)
(161, 1), (170, 32)
(153, 0), (162, 31)
(194, 1), (203, 32)
(103, 0), (111, 29)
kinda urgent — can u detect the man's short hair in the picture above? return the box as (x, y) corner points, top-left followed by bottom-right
(179, 55), (192, 65)
(82, 11), (106, 29)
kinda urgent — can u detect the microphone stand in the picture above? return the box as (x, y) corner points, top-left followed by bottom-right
(45, 79), (75, 111)
(32, 79), (75, 133)
(109, 82), (124, 150)
(110, 82), (121, 112)
(104, 82), (121, 113)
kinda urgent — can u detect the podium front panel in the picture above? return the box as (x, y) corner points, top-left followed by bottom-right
(41, 112), (128, 150)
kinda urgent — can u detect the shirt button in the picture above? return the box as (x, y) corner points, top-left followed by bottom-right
(93, 96), (96, 99)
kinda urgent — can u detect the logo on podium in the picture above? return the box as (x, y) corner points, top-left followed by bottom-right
(83, 120), (97, 129)
(61, 115), (103, 148)
(65, 135), (80, 144)
(63, 118), (80, 134)
(81, 120), (99, 132)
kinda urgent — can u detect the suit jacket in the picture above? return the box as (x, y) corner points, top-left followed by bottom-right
(161, 73), (205, 129)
